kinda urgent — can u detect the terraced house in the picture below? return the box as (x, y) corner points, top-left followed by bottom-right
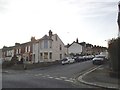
(2, 30), (67, 63)
(2, 41), (34, 62)
(2, 46), (14, 61)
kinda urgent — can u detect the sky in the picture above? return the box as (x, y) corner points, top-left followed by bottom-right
(0, 0), (119, 49)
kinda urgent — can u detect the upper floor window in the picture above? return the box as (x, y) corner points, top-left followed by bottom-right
(60, 44), (62, 50)
(44, 40), (48, 49)
(28, 46), (30, 52)
(49, 41), (52, 48)
(16, 49), (21, 54)
(16, 49), (19, 54)
(25, 46), (28, 52)
(19, 49), (21, 54)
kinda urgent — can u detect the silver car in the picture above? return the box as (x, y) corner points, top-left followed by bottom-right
(92, 55), (105, 65)
(62, 57), (75, 65)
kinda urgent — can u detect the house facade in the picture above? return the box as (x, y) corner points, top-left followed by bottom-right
(2, 37), (36, 63)
(2, 46), (14, 61)
(66, 39), (83, 56)
(2, 30), (66, 63)
(67, 42), (83, 55)
(32, 30), (67, 63)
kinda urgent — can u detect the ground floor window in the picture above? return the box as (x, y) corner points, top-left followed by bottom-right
(44, 52), (48, 59)
(26, 57), (28, 61)
(60, 54), (62, 60)
(29, 55), (32, 61)
(40, 53), (43, 59)
(49, 52), (52, 59)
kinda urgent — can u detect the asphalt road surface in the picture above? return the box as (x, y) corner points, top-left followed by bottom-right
(2, 60), (98, 88)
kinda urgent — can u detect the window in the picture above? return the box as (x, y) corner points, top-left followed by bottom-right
(49, 41), (52, 48)
(28, 46), (30, 52)
(40, 53), (43, 59)
(19, 49), (21, 54)
(60, 54), (62, 59)
(44, 52), (48, 59)
(44, 40), (48, 49)
(26, 57), (28, 61)
(16, 49), (19, 54)
(33, 54), (35, 61)
(60, 44), (62, 50)
(49, 52), (52, 59)
(25, 46), (28, 52)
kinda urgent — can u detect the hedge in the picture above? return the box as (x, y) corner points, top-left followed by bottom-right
(108, 37), (120, 78)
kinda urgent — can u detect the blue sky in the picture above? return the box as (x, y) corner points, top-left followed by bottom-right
(0, 0), (119, 48)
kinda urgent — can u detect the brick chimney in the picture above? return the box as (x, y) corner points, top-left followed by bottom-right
(15, 43), (20, 46)
(76, 38), (79, 43)
(49, 30), (53, 38)
(31, 36), (36, 42)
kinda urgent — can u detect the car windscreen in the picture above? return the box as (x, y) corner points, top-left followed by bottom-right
(95, 56), (105, 58)
(62, 58), (68, 61)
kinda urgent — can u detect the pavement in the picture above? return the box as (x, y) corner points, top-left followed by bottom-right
(77, 63), (120, 89)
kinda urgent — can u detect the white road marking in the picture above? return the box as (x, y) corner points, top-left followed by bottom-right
(33, 73), (75, 83)
(64, 79), (74, 82)
(34, 73), (43, 76)
(55, 78), (62, 80)
(60, 77), (67, 79)
(48, 77), (54, 79)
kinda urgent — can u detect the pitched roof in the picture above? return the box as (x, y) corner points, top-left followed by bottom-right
(41, 35), (53, 40)
(66, 41), (83, 48)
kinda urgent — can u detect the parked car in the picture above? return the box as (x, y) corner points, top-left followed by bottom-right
(83, 55), (94, 61)
(92, 55), (106, 65)
(74, 56), (84, 62)
(62, 57), (75, 65)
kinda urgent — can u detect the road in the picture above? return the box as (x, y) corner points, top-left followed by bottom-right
(2, 60), (98, 88)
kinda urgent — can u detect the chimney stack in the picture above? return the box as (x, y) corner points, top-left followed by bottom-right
(31, 36), (36, 42)
(49, 30), (53, 38)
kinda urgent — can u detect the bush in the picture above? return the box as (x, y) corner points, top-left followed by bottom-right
(108, 37), (120, 75)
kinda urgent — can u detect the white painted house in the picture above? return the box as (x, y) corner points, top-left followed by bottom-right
(67, 40), (83, 55)
(32, 30), (67, 63)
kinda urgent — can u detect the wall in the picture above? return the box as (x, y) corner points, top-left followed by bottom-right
(52, 34), (66, 60)
(0, 49), (2, 58)
(68, 43), (82, 54)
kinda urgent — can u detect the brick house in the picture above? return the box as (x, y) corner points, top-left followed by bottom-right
(2, 37), (36, 63)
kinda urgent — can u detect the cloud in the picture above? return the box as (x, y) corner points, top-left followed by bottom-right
(61, 0), (119, 18)
(0, 0), (8, 12)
